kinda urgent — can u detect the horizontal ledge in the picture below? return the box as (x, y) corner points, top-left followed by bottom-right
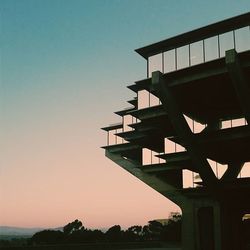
(101, 123), (123, 131)
(135, 12), (250, 59)
(115, 107), (135, 116)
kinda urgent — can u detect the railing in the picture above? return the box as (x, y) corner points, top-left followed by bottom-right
(147, 26), (250, 77)
(103, 111), (138, 146)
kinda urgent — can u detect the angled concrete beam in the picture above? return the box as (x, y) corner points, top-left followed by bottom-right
(152, 71), (218, 187)
(221, 161), (243, 181)
(105, 149), (186, 205)
(226, 49), (250, 124)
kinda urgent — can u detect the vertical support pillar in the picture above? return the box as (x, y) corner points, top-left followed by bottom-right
(181, 200), (219, 250)
(181, 202), (197, 250)
(226, 49), (250, 124)
(219, 202), (243, 250)
(213, 204), (222, 250)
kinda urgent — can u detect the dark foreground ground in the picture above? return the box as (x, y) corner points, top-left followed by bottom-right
(0, 248), (180, 250)
(0, 242), (181, 250)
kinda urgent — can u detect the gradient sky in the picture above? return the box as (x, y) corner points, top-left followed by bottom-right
(1, 0), (250, 229)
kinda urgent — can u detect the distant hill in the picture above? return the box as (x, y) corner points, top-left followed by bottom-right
(0, 226), (44, 239)
(0, 226), (63, 239)
(0, 226), (43, 236)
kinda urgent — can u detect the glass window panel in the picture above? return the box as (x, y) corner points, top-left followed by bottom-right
(183, 170), (194, 188)
(238, 162), (250, 178)
(190, 41), (204, 66)
(209, 159), (225, 179)
(149, 92), (160, 107)
(208, 159), (218, 177)
(163, 49), (176, 73)
(176, 143), (186, 152)
(194, 121), (206, 133)
(177, 45), (189, 69)
(151, 150), (160, 164)
(164, 138), (186, 153)
(222, 118), (249, 129)
(217, 163), (227, 179)
(148, 53), (163, 77)
(143, 148), (152, 165)
(108, 130), (116, 145)
(235, 26), (250, 52)
(207, 159), (227, 179)
(232, 118), (246, 127)
(138, 90), (149, 109)
(123, 115), (133, 132)
(164, 138), (176, 153)
(116, 128), (123, 144)
(184, 115), (205, 133)
(131, 116), (137, 125)
(204, 36), (219, 62)
(222, 120), (232, 129)
(219, 31), (234, 57)
(184, 115), (194, 131)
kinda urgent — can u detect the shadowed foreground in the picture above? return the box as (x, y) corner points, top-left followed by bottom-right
(0, 241), (181, 250)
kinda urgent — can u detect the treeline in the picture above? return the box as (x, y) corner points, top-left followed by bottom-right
(0, 238), (28, 248)
(28, 213), (181, 245)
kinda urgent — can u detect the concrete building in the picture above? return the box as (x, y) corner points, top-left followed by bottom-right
(102, 13), (250, 250)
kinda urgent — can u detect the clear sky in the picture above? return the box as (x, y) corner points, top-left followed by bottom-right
(1, 0), (250, 229)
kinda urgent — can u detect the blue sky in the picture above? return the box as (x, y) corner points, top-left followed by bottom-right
(1, 0), (250, 228)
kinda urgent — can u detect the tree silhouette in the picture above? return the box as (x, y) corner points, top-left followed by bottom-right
(63, 219), (83, 235)
(148, 220), (163, 236)
(105, 225), (122, 242)
(142, 225), (151, 240)
(29, 214), (183, 246)
(127, 225), (142, 235)
(124, 225), (143, 241)
(160, 213), (182, 242)
(30, 230), (64, 245)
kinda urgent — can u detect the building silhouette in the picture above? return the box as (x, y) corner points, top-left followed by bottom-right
(102, 12), (250, 250)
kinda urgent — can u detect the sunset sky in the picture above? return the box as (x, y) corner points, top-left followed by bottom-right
(1, 0), (250, 229)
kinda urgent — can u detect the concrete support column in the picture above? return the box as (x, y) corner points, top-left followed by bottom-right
(181, 200), (219, 250)
(181, 197), (245, 250)
(220, 203), (243, 250)
(181, 202), (197, 250)
(226, 49), (250, 124)
(181, 199), (224, 250)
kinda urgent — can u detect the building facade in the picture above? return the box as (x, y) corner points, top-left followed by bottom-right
(102, 13), (250, 250)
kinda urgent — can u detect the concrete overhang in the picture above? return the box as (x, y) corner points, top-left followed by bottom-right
(101, 123), (123, 131)
(135, 12), (250, 59)
(114, 107), (135, 116)
(128, 105), (166, 120)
